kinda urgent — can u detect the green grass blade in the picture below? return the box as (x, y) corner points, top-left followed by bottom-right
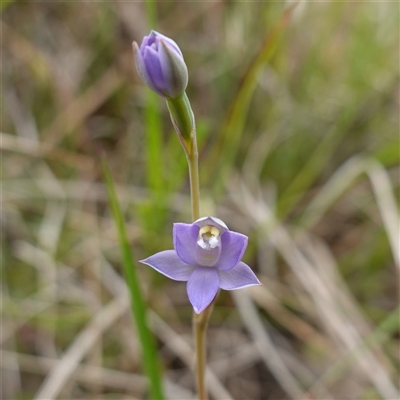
(102, 156), (165, 400)
(144, 0), (157, 28)
(207, 5), (295, 184)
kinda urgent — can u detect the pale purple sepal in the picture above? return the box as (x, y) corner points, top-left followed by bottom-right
(187, 267), (220, 314)
(173, 223), (199, 265)
(140, 250), (195, 281)
(143, 46), (165, 94)
(218, 262), (261, 290)
(217, 231), (248, 271)
(133, 42), (151, 89)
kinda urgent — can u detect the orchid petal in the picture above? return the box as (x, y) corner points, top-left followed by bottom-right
(173, 223), (199, 265)
(141, 34), (152, 49)
(143, 46), (165, 94)
(133, 41), (152, 90)
(217, 231), (248, 271)
(218, 262), (260, 290)
(187, 267), (219, 314)
(140, 250), (195, 281)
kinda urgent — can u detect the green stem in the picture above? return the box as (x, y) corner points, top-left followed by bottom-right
(188, 144), (200, 221)
(193, 295), (218, 400)
(166, 92), (199, 220)
(181, 103), (209, 400)
(166, 92), (195, 151)
(167, 90), (216, 400)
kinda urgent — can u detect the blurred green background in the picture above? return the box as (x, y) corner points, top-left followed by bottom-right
(2, 1), (399, 399)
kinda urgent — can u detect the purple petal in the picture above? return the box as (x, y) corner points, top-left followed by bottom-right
(133, 41), (152, 88)
(143, 46), (166, 94)
(187, 267), (219, 314)
(173, 223), (199, 265)
(140, 34), (152, 49)
(218, 262), (260, 290)
(140, 250), (195, 281)
(217, 231), (248, 271)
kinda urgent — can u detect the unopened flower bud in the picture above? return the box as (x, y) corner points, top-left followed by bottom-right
(133, 30), (188, 99)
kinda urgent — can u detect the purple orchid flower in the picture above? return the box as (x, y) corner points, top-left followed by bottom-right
(140, 217), (260, 314)
(132, 30), (188, 99)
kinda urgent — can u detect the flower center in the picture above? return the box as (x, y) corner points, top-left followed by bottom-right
(197, 225), (220, 250)
(196, 225), (221, 267)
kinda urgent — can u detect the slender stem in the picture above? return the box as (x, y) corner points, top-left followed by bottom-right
(167, 91), (214, 400)
(166, 92), (199, 220)
(194, 314), (207, 400)
(193, 294), (218, 400)
(188, 142), (200, 221)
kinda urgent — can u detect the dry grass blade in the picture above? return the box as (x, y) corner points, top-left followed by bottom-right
(366, 160), (400, 269)
(300, 155), (369, 230)
(2, 350), (147, 393)
(6, 340), (193, 398)
(0, 132), (94, 170)
(229, 179), (399, 400)
(249, 285), (328, 351)
(300, 156), (399, 269)
(150, 313), (234, 400)
(233, 290), (313, 400)
(40, 67), (124, 149)
(33, 296), (129, 400)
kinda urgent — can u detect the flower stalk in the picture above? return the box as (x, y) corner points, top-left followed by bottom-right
(193, 293), (218, 400)
(166, 92), (200, 221)
(168, 91), (210, 398)
(188, 141), (200, 221)
(166, 93), (195, 151)
(186, 111), (207, 400)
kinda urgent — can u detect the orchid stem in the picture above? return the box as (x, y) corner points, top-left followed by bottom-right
(188, 144), (200, 221)
(169, 92), (214, 400)
(193, 294), (217, 400)
(186, 119), (210, 400)
(188, 140), (216, 400)
(186, 120), (209, 400)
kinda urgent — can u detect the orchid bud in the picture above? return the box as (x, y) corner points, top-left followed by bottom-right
(132, 30), (188, 99)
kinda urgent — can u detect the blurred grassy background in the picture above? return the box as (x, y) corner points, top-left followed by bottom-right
(2, 1), (399, 399)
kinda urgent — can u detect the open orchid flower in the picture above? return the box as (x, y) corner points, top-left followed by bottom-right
(140, 217), (260, 313)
